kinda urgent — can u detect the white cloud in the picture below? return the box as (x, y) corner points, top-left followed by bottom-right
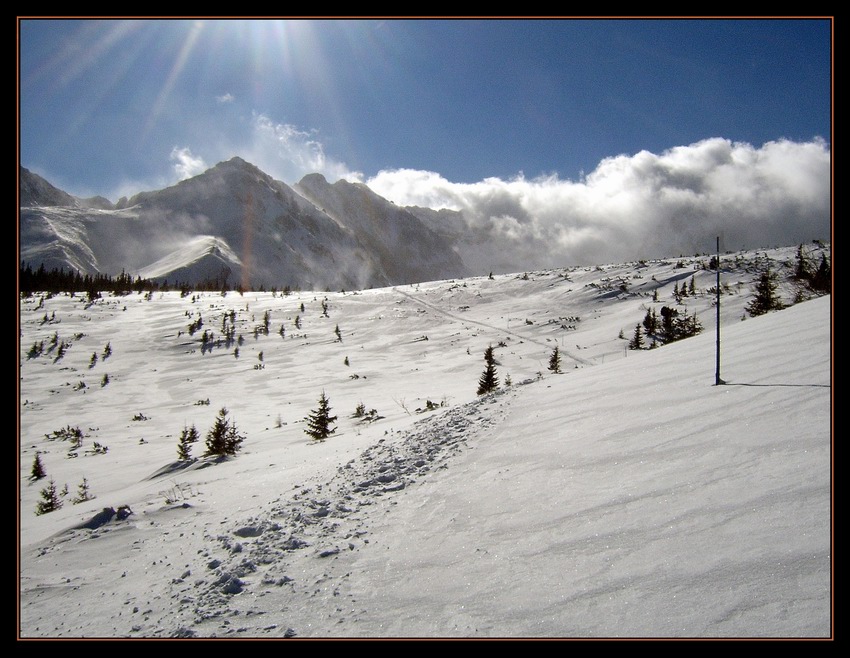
(170, 146), (208, 181)
(244, 113), (363, 185)
(367, 138), (831, 271)
(106, 134), (829, 273)
(216, 92), (235, 103)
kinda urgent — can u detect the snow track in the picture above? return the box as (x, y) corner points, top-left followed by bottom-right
(393, 288), (594, 367)
(156, 389), (511, 637)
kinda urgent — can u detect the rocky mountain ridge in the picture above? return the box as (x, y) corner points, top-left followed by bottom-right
(19, 159), (469, 290)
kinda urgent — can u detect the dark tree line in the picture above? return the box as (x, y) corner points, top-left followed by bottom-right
(20, 262), (163, 296)
(19, 262), (299, 296)
(632, 305), (703, 349)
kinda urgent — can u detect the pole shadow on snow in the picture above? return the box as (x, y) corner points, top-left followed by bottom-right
(723, 382), (830, 389)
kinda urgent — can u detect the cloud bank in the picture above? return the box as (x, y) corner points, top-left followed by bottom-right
(119, 131), (829, 275)
(366, 138), (831, 272)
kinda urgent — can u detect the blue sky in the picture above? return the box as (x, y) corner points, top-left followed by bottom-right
(19, 19), (830, 195)
(18, 19), (832, 259)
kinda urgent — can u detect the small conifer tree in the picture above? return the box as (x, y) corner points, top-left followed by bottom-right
(304, 392), (337, 440)
(811, 253), (831, 293)
(177, 424), (199, 461)
(31, 452), (46, 480)
(629, 323), (645, 350)
(794, 244), (810, 281)
(676, 311), (703, 339)
(659, 306), (679, 344)
(548, 345), (562, 373)
(477, 345), (499, 395)
(203, 408), (244, 456)
(642, 308), (658, 336)
(72, 477), (95, 504)
(746, 266), (783, 317)
(35, 478), (63, 515)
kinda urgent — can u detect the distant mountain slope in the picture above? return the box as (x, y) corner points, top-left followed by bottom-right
(405, 205), (505, 275)
(19, 158), (469, 290)
(20, 166), (114, 210)
(19, 206), (101, 275)
(137, 235), (243, 286)
(296, 173), (469, 285)
(20, 167), (79, 208)
(112, 157), (380, 290)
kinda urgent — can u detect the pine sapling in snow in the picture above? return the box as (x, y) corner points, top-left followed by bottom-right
(477, 345), (499, 395)
(304, 392), (337, 440)
(72, 477), (95, 504)
(203, 408), (245, 457)
(177, 424), (199, 461)
(30, 452), (46, 481)
(35, 478), (63, 515)
(746, 265), (785, 317)
(629, 323), (645, 350)
(548, 345), (562, 373)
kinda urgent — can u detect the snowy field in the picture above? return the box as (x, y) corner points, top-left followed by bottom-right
(18, 246), (832, 638)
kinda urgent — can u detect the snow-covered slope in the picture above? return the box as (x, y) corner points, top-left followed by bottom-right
(136, 236), (243, 286)
(18, 246), (832, 638)
(19, 206), (102, 275)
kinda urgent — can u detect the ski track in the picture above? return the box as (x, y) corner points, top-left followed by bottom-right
(393, 288), (594, 367)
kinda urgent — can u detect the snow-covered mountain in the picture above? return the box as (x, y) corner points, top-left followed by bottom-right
(406, 204), (509, 276)
(18, 246), (832, 638)
(20, 167), (79, 208)
(295, 173), (466, 287)
(20, 167), (113, 209)
(19, 160), (469, 290)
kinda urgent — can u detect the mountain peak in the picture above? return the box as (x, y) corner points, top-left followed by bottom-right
(209, 156), (264, 176)
(20, 161), (469, 289)
(20, 166), (79, 208)
(299, 173), (328, 186)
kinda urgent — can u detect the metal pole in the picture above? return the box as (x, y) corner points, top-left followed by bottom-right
(715, 236), (724, 385)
